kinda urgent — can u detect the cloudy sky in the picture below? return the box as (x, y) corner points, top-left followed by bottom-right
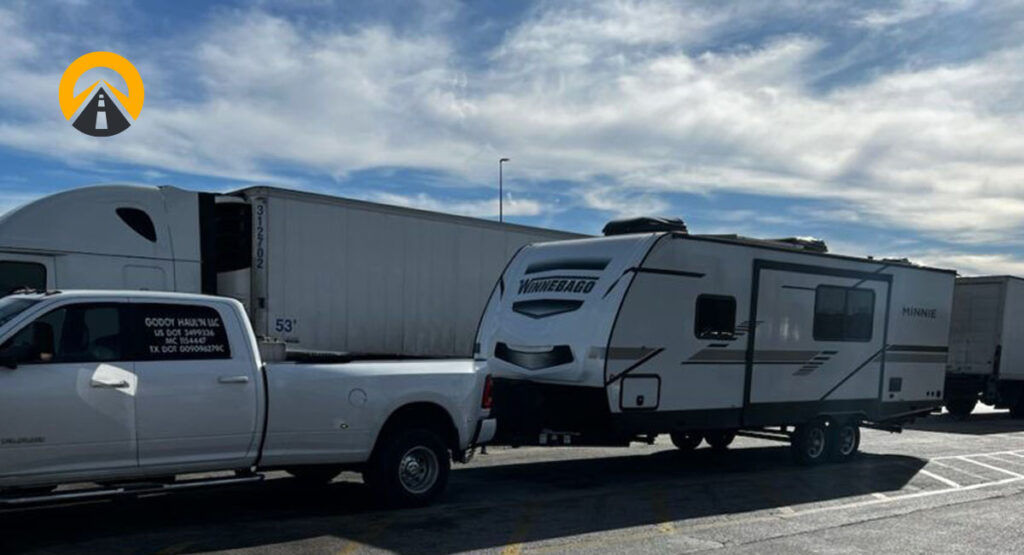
(1, 0), (1023, 275)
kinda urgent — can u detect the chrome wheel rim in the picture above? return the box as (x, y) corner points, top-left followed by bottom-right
(398, 446), (439, 494)
(838, 426), (857, 456)
(806, 427), (826, 459)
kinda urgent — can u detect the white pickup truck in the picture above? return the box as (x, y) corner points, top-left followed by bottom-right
(0, 290), (496, 507)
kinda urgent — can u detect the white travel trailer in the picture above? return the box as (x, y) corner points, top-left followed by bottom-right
(0, 185), (580, 357)
(476, 218), (955, 464)
(944, 276), (1024, 417)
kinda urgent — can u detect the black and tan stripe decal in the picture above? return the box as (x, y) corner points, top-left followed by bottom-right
(589, 346), (661, 360)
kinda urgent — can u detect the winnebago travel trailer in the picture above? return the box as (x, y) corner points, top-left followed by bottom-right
(476, 218), (955, 464)
(944, 276), (1024, 418)
(0, 185), (580, 357)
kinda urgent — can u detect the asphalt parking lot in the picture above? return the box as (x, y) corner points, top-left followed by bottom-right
(5, 407), (1024, 554)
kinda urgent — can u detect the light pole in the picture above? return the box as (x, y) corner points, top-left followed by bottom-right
(499, 158), (510, 222)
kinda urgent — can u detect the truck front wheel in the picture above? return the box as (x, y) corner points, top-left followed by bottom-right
(366, 428), (450, 507)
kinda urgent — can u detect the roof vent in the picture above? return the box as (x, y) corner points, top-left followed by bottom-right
(769, 237), (828, 253)
(602, 217), (688, 236)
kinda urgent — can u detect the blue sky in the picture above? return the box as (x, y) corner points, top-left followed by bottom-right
(1, 0), (1023, 275)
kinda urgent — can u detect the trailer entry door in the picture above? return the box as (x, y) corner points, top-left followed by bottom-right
(745, 261), (890, 415)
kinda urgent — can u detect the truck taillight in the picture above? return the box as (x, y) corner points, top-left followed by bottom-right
(482, 375), (494, 409)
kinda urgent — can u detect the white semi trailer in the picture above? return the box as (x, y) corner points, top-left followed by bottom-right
(0, 185), (580, 357)
(944, 275), (1024, 417)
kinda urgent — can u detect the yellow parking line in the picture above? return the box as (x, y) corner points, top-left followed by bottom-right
(501, 503), (537, 555)
(153, 541), (193, 555)
(650, 489), (675, 533)
(337, 517), (392, 555)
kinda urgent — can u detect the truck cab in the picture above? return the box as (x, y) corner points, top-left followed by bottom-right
(0, 290), (495, 507)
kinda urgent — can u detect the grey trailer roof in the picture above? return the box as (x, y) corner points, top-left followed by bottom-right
(231, 185), (585, 240)
(677, 233), (958, 275)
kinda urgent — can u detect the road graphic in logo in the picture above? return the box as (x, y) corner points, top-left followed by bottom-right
(59, 52), (144, 137)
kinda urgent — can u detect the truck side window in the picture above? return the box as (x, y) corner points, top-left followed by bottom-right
(0, 304), (124, 364)
(813, 285), (875, 342)
(694, 295), (736, 340)
(0, 261), (47, 295)
(134, 304), (232, 360)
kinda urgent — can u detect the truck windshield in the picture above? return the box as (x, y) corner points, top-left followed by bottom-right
(0, 298), (39, 328)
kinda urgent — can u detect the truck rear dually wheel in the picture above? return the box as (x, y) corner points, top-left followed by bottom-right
(791, 420), (829, 465)
(366, 428), (450, 508)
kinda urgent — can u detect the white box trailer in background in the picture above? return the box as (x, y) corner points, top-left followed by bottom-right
(477, 218), (955, 464)
(944, 276), (1024, 417)
(0, 184), (581, 357)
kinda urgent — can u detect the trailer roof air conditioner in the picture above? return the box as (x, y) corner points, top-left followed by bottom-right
(602, 217), (688, 236)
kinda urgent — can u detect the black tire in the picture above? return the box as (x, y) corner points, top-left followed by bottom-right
(946, 397), (977, 419)
(1009, 396), (1024, 419)
(365, 428), (450, 508)
(286, 465), (342, 485)
(670, 431), (703, 451)
(827, 421), (860, 463)
(704, 430), (737, 450)
(791, 419), (829, 465)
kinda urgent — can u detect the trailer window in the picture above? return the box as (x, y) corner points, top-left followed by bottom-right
(0, 261), (46, 295)
(813, 286), (874, 342)
(694, 295), (736, 340)
(134, 303), (232, 360)
(116, 207), (157, 242)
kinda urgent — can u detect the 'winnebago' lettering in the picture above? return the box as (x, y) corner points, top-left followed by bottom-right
(902, 306), (937, 319)
(518, 277), (597, 295)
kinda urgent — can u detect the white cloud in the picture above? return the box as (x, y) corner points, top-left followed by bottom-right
(366, 191), (542, 218)
(909, 252), (1024, 277)
(0, 0), (1023, 259)
(853, 0), (974, 29)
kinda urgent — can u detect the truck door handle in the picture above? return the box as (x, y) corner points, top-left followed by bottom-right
(91, 379), (130, 389)
(218, 376), (250, 384)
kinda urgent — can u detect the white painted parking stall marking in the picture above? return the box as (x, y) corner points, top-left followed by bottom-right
(915, 468), (961, 489)
(929, 459), (990, 483)
(955, 455), (1024, 478)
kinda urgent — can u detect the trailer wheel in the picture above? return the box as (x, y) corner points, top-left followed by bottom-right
(669, 431), (703, 451)
(365, 428), (450, 508)
(791, 420), (829, 465)
(945, 397), (977, 419)
(703, 430), (737, 450)
(827, 421), (860, 463)
(286, 465), (343, 485)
